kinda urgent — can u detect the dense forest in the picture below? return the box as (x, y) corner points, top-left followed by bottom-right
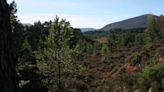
(1, 0), (164, 92)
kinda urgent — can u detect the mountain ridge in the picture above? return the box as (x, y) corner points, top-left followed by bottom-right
(101, 14), (158, 31)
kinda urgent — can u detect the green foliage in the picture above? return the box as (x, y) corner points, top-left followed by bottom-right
(107, 29), (145, 52)
(19, 80), (30, 88)
(101, 44), (109, 54)
(108, 30), (117, 52)
(35, 17), (85, 91)
(138, 64), (164, 92)
(26, 21), (52, 50)
(84, 30), (108, 39)
(93, 42), (102, 53)
(144, 15), (160, 45)
(131, 52), (141, 66)
(17, 38), (32, 71)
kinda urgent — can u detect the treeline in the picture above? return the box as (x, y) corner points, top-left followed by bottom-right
(84, 28), (145, 39)
(84, 15), (164, 53)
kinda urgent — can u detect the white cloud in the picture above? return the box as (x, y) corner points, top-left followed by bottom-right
(18, 14), (112, 29)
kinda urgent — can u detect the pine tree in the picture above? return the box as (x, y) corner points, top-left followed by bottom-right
(36, 16), (84, 92)
(108, 30), (117, 52)
(158, 15), (164, 33)
(144, 15), (159, 45)
(158, 15), (164, 43)
(0, 0), (17, 92)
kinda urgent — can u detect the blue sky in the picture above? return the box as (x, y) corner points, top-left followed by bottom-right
(7, 0), (164, 28)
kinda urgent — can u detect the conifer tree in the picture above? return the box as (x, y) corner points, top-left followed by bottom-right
(144, 15), (159, 45)
(36, 16), (84, 92)
(108, 30), (117, 52)
(0, 0), (17, 92)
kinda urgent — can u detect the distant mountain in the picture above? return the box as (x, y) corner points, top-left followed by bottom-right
(101, 14), (158, 31)
(80, 28), (96, 32)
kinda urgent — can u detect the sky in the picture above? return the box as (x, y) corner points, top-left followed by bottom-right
(7, 0), (164, 28)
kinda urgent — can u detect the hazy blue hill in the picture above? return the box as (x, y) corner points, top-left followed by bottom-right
(80, 28), (96, 32)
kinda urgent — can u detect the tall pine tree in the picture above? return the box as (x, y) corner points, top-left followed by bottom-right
(144, 15), (159, 45)
(0, 0), (17, 92)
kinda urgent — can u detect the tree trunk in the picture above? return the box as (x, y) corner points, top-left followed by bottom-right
(0, 0), (17, 92)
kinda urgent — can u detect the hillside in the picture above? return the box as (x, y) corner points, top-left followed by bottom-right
(101, 14), (157, 31)
(81, 44), (164, 92)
